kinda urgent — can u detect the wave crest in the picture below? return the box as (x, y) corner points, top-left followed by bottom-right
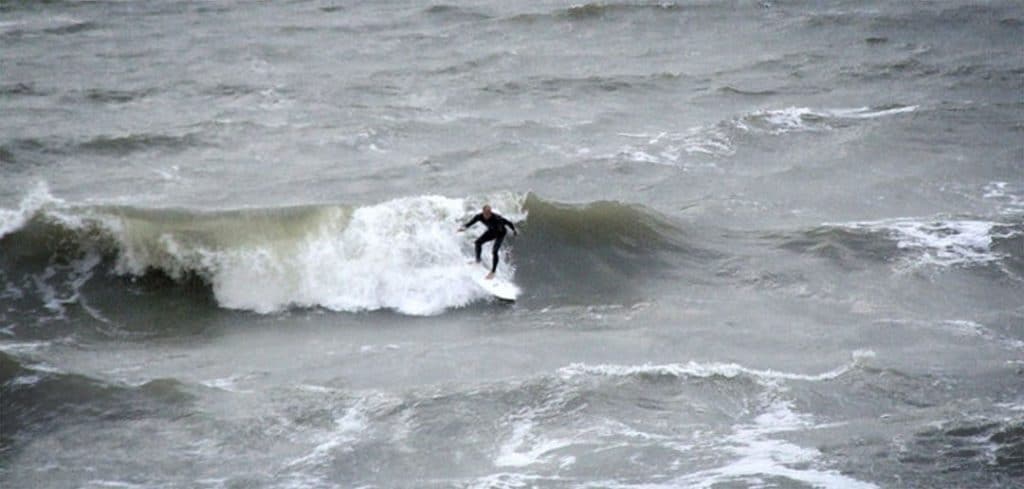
(1, 191), (689, 315)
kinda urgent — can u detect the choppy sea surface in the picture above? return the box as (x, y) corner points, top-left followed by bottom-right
(2, 1), (1022, 488)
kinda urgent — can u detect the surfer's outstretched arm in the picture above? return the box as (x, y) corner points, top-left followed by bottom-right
(459, 213), (482, 232)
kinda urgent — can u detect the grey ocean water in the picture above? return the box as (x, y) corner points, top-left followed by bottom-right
(2, 1), (1023, 487)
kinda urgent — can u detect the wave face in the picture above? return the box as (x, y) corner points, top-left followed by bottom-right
(0, 188), (692, 316)
(513, 194), (699, 301)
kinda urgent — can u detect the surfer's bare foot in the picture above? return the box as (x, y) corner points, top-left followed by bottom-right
(485, 272), (495, 280)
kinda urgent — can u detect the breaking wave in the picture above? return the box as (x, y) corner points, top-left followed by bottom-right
(780, 216), (1023, 275)
(0, 186), (688, 316)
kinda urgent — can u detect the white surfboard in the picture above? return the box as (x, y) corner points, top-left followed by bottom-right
(468, 263), (520, 302)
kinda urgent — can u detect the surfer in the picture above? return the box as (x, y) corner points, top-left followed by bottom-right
(458, 205), (517, 279)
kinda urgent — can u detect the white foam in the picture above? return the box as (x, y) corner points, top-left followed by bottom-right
(983, 181), (1024, 215)
(199, 374), (255, 393)
(286, 400), (369, 469)
(613, 105), (915, 166)
(617, 127), (736, 163)
(108, 194), (525, 315)
(28, 249), (102, 320)
(558, 354), (864, 385)
(296, 384), (339, 394)
(0, 182), (60, 239)
(467, 472), (544, 489)
(493, 380), (582, 469)
(1, 280), (24, 302)
(544, 358), (879, 487)
(8, 374), (43, 387)
(577, 401), (877, 489)
(916, 319), (1024, 351)
(996, 401), (1024, 412)
(584, 417), (672, 443)
(673, 400), (879, 489)
(3, 191), (526, 315)
(745, 106), (829, 134)
(494, 416), (572, 468)
(984, 181), (1009, 199)
(842, 218), (1016, 268)
(0, 341), (51, 355)
(738, 105), (917, 135)
(827, 105), (918, 119)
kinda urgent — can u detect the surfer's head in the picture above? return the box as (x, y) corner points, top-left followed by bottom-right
(482, 205), (492, 218)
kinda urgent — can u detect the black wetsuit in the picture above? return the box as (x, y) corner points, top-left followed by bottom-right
(464, 212), (517, 273)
